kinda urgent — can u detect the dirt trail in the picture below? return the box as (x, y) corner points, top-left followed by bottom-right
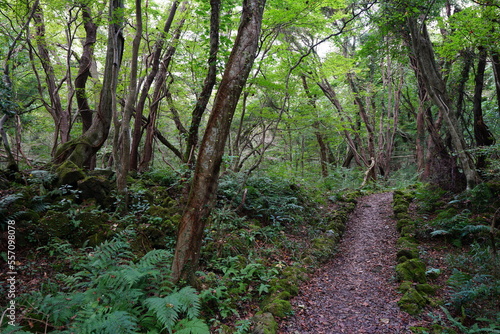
(280, 192), (421, 333)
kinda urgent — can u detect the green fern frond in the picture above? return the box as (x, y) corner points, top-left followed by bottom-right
(138, 249), (172, 268)
(173, 318), (210, 334)
(144, 296), (179, 331)
(72, 308), (139, 334)
(174, 286), (202, 320)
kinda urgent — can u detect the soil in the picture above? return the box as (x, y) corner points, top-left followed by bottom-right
(279, 192), (431, 334)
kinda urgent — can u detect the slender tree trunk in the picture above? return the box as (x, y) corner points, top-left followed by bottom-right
(171, 0), (266, 284)
(301, 75), (330, 177)
(183, 0), (220, 166)
(55, 0), (124, 167)
(75, 5), (97, 134)
(130, 1), (180, 171)
(33, 4), (71, 155)
(490, 52), (500, 117)
(317, 79), (365, 167)
(138, 9), (186, 171)
(116, 0), (142, 200)
(74, 4), (97, 169)
(0, 114), (18, 173)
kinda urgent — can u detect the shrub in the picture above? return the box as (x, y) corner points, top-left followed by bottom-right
(7, 229), (209, 333)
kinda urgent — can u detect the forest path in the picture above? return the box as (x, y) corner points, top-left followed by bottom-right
(279, 192), (422, 333)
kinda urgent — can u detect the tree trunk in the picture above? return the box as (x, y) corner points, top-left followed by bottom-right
(116, 0), (142, 200)
(317, 79), (365, 167)
(171, 0), (266, 284)
(74, 4), (98, 169)
(473, 47), (495, 170)
(55, 0), (124, 167)
(490, 52), (500, 117)
(130, 1), (180, 171)
(407, 17), (480, 190)
(33, 4), (71, 155)
(183, 0), (220, 167)
(0, 114), (18, 173)
(74, 5), (97, 135)
(301, 75), (330, 177)
(138, 6), (187, 172)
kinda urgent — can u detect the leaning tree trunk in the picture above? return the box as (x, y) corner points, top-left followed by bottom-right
(55, 0), (124, 167)
(171, 0), (266, 284)
(407, 17), (480, 190)
(129, 1), (180, 171)
(183, 0), (220, 167)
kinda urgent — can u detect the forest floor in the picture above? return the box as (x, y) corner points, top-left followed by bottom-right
(279, 192), (434, 334)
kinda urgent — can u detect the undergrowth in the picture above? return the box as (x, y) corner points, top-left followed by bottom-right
(411, 182), (500, 333)
(1, 229), (209, 333)
(1, 169), (349, 333)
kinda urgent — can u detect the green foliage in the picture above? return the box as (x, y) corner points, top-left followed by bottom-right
(198, 256), (280, 319)
(323, 167), (364, 191)
(0, 192), (24, 229)
(11, 230), (208, 333)
(217, 172), (308, 226)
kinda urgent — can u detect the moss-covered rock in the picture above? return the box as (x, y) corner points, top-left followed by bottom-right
(397, 287), (427, 315)
(56, 160), (86, 186)
(269, 278), (299, 296)
(263, 299), (292, 318)
(252, 312), (278, 334)
(395, 258), (427, 283)
(282, 265), (308, 282)
(396, 237), (420, 261)
(400, 225), (416, 237)
(396, 218), (412, 233)
(78, 176), (114, 208)
(394, 203), (409, 214)
(415, 283), (437, 295)
(425, 268), (442, 280)
(397, 281), (414, 293)
(311, 235), (337, 262)
(37, 209), (111, 246)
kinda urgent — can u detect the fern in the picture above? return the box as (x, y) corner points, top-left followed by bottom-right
(71, 308), (139, 334)
(144, 287), (204, 333)
(144, 296), (180, 331)
(15, 230), (208, 333)
(173, 318), (210, 334)
(0, 192), (24, 228)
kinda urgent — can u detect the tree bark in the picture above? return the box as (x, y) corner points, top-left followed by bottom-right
(473, 47), (495, 170)
(138, 5), (187, 172)
(116, 0), (142, 199)
(33, 4), (71, 155)
(183, 0), (220, 166)
(171, 0), (266, 284)
(130, 1), (180, 171)
(74, 4), (97, 135)
(301, 75), (330, 177)
(317, 79), (365, 167)
(407, 17), (480, 190)
(55, 0), (124, 167)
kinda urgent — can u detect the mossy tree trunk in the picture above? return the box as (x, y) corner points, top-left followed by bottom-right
(54, 0), (124, 168)
(171, 0), (267, 284)
(74, 4), (98, 169)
